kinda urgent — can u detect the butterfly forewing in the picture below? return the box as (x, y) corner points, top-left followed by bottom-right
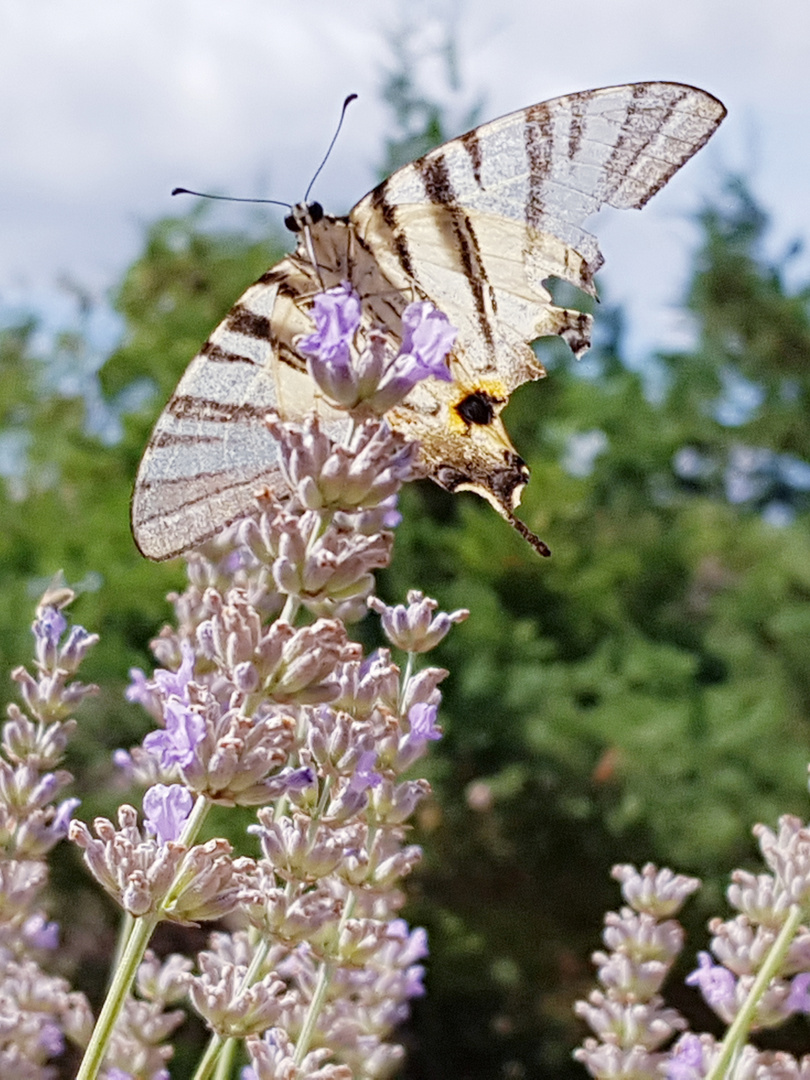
(354, 83), (725, 288)
(132, 81), (726, 560)
(132, 271), (340, 560)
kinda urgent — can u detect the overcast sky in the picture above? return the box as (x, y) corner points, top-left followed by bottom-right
(1, 0), (808, 362)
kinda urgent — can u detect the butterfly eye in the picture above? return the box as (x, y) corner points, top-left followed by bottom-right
(285, 202), (325, 233)
(455, 392), (497, 426)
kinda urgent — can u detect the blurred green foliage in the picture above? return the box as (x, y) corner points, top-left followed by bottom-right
(3, 73), (810, 1080)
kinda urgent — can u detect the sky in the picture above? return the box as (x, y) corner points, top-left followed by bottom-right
(1, 0), (808, 364)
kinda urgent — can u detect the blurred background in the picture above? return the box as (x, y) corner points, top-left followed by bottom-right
(3, 1), (810, 1077)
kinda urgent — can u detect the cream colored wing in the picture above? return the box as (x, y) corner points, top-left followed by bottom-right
(132, 82), (725, 561)
(351, 82), (726, 392)
(131, 264), (336, 560)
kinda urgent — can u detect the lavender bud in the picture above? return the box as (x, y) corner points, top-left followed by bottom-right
(369, 590), (468, 653)
(371, 778), (431, 825)
(755, 817), (810, 907)
(136, 950), (193, 1005)
(189, 951), (290, 1038)
(167, 842), (255, 925)
(58, 624), (100, 674)
(573, 1040), (664, 1080)
(612, 863), (701, 918)
(233, 661), (260, 693)
(246, 1028), (352, 1080)
(727, 870), (788, 927)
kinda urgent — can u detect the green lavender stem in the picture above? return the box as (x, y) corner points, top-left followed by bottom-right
(75, 910), (161, 1080)
(76, 795), (212, 1079)
(192, 1032), (225, 1080)
(705, 903), (804, 1080)
(294, 892), (358, 1066)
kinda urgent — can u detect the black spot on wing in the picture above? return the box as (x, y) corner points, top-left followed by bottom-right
(455, 390), (503, 426)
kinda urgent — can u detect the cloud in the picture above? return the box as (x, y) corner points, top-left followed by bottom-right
(1, 0), (807, 360)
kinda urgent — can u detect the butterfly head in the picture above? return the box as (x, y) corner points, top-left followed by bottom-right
(284, 202), (324, 233)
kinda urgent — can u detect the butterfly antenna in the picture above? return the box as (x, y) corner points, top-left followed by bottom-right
(171, 188), (292, 209)
(303, 93), (358, 203)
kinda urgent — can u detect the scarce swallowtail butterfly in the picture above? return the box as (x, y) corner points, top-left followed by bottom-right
(132, 81), (726, 561)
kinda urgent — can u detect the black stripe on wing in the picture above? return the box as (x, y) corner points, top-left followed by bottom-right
(409, 153), (499, 348)
(167, 395), (272, 423)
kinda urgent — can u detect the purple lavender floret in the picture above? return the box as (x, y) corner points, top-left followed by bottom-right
(22, 913), (60, 951)
(143, 699), (205, 770)
(298, 281), (361, 372)
(787, 971), (810, 1014)
(666, 1033), (706, 1079)
(37, 1021), (65, 1057)
(143, 783), (193, 843)
(282, 765), (318, 793)
(408, 703), (442, 745)
(350, 750), (382, 794)
(686, 951), (737, 1014)
(153, 640), (196, 700)
(128, 640), (196, 709)
(34, 606), (67, 649)
(50, 797), (81, 840)
(400, 300), (456, 382)
(298, 281), (457, 411)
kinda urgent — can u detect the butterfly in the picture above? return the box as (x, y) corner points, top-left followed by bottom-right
(131, 81), (726, 560)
